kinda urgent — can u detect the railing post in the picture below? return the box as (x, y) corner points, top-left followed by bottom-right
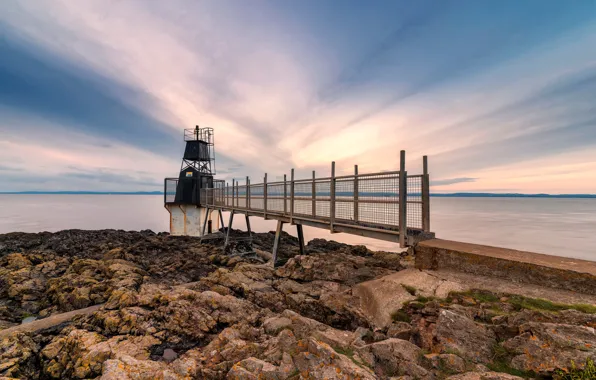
(422, 156), (430, 232)
(226, 182), (229, 207)
(354, 165), (359, 223)
(264, 173), (268, 219)
(247, 176), (251, 210)
(235, 180), (239, 208)
(399, 150), (407, 248)
(290, 169), (295, 223)
(330, 161), (336, 233)
(284, 174), (287, 214)
(231, 179), (235, 209)
(312, 171), (316, 217)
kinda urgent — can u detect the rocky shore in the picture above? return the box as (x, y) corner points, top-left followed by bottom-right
(0, 229), (594, 379)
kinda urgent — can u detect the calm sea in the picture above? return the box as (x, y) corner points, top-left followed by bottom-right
(0, 195), (594, 261)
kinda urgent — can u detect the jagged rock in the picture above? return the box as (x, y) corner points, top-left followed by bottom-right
(502, 322), (596, 373)
(423, 353), (466, 374)
(386, 322), (412, 340)
(355, 338), (428, 378)
(446, 372), (523, 379)
(277, 310), (354, 350)
(263, 316), (292, 336)
(227, 358), (286, 379)
(0, 333), (39, 379)
(41, 328), (160, 378)
(276, 252), (395, 285)
(435, 309), (496, 363)
(100, 355), (179, 380)
(292, 338), (376, 379)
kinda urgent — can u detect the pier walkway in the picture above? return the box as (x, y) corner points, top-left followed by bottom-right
(167, 152), (434, 265)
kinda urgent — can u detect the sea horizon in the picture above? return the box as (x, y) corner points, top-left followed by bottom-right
(1, 191), (595, 198)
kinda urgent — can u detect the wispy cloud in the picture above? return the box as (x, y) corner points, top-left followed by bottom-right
(1, 0), (595, 192)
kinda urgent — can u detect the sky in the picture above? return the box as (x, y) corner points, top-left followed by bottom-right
(1, 0), (596, 194)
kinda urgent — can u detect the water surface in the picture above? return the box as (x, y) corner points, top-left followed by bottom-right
(0, 195), (594, 261)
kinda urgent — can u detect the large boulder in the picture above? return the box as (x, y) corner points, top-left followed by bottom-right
(41, 328), (160, 379)
(276, 252), (396, 285)
(0, 333), (39, 379)
(502, 322), (596, 373)
(292, 338), (376, 379)
(227, 357), (288, 380)
(100, 355), (180, 380)
(355, 338), (428, 378)
(352, 269), (464, 329)
(435, 309), (496, 363)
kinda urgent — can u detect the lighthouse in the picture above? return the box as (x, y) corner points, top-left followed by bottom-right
(164, 126), (219, 236)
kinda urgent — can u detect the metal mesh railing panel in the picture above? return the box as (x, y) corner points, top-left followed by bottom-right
(335, 200), (355, 222)
(165, 179), (178, 203)
(293, 199), (313, 216)
(196, 169), (428, 238)
(237, 185), (247, 208)
(249, 184), (264, 211)
(406, 175), (423, 229)
(266, 183), (285, 213)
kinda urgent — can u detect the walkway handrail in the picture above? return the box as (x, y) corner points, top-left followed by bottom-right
(199, 153), (431, 247)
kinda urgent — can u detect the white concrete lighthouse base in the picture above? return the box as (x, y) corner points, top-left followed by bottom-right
(165, 205), (218, 236)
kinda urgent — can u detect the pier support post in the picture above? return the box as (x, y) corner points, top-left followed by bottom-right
(422, 156), (430, 233)
(225, 211), (235, 247)
(271, 220), (284, 267)
(296, 224), (305, 255)
(399, 150), (407, 248)
(218, 209), (225, 231)
(200, 208), (211, 242)
(245, 214), (252, 236)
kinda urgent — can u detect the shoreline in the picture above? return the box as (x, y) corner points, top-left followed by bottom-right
(0, 229), (595, 379)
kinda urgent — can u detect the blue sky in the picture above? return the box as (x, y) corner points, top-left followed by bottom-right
(1, 0), (595, 193)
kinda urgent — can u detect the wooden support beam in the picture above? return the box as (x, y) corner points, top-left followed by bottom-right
(354, 165), (359, 223)
(296, 223), (305, 255)
(271, 220), (284, 267)
(399, 150), (407, 248)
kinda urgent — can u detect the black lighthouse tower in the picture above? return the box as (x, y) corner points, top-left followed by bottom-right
(165, 126), (215, 205)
